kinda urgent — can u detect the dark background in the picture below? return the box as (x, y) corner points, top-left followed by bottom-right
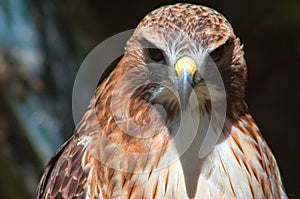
(0, 0), (299, 198)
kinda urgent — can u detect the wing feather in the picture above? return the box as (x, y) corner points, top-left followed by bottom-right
(37, 134), (89, 199)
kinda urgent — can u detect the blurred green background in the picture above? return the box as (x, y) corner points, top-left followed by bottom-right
(0, 0), (299, 198)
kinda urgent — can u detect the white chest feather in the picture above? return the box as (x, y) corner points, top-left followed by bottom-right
(83, 115), (284, 199)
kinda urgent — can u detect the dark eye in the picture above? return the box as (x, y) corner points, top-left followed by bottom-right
(147, 48), (165, 62)
(209, 39), (232, 62)
(209, 44), (226, 62)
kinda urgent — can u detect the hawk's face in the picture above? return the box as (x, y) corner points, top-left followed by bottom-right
(122, 4), (247, 119)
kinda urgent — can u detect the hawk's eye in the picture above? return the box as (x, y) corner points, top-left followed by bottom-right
(147, 48), (164, 62)
(209, 39), (232, 62)
(209, 44), (226, 62)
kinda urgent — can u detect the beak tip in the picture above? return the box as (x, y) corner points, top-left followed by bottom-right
(176, 71), (194, 110)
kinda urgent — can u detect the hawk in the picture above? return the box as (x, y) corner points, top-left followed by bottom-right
(37, 3), (288, 199)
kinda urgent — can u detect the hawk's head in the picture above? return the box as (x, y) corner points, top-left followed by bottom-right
(117, 3), (247, 121)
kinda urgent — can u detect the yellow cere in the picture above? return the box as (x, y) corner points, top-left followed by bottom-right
(175, 56), (197, 78)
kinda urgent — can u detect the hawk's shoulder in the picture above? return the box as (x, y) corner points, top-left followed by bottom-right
(37, 133), (89, 199)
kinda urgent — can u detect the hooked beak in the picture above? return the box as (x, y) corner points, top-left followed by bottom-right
(175, 56), (197, 109)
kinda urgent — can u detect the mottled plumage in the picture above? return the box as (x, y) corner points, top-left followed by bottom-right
(37, 3), (287, 199)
